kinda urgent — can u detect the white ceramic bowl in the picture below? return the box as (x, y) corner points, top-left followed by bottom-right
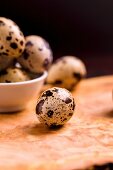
(0, 71), (47, 112)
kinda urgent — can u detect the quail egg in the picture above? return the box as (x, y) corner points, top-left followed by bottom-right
(18, 35), (53, 73)
(36, 87), (75, 127)
(46, 56), (86, 90)
(0, 67), (30, 83)
(0, 17), (25, 58)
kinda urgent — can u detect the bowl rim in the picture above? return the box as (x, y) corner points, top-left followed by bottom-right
(0, 71), (48, 86)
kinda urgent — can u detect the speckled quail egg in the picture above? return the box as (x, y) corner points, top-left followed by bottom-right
(0, 54), (13, 71)
(36, 87), (75, 127)
(0, 17), (25, 58)
(0, 67), (30, 83)
(46, 56), (87, 90)
(18, 35), (53, 73)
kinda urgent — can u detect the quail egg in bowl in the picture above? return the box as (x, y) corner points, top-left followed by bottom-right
(0, 71), (47, 112)
(0, 17), (51, 112)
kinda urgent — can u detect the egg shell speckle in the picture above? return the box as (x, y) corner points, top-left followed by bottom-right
(36, 87), (75, 127)
(18, 35), (53, 73)
(0, 17), (25, 58)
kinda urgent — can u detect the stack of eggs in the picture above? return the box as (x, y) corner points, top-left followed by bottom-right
(0, 17), (87, 91)
(0, 17), (53, 83)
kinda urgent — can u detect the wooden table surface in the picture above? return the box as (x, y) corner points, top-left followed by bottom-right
(0, 75), (113, 170)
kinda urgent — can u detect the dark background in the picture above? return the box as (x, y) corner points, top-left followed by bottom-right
(1, 0), (113, 77)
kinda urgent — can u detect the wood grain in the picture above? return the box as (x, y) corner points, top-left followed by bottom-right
(0, 75), (113, 170)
